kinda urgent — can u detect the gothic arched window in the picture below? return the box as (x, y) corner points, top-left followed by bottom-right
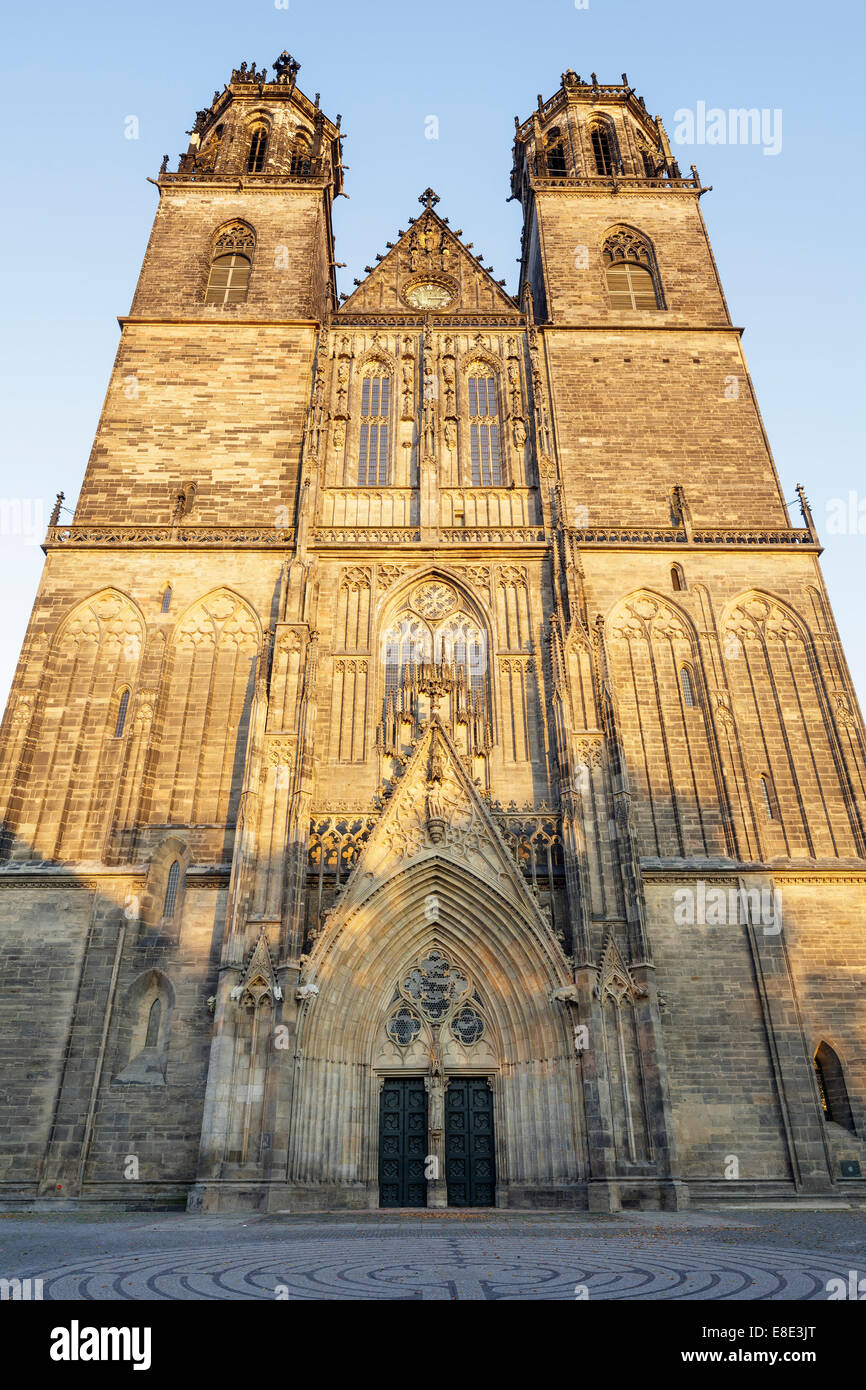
(671, 563), (686, 592)
(291, 132), (312, 176)
(378, 585), (491, 760)
(814, 1042), (856, 1131)
(163, 860), (180, 919)
(437, 614), (486, 696)
(680, 665), (697, 708)
(145, 998), (162, 1050)
(114, 688), (130, 738)
(246, 126), (268, 172)
(545, 129), (567, 177)
(358, 371), (391, 485)
(161, 585), (172, 613)
(606, 261), (657, 310)
(760, 775), (775, 819)
(590, 120), (619, 175)
(602, 227), (663, 310)
(383, 614), (432, 699)
(204, 222), (255, 306)
(468, 373), (501, 485)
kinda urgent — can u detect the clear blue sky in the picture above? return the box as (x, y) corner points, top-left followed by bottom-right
(1, 0), (864, 709)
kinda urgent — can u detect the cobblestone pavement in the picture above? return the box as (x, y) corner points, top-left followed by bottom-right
(3, 1207), (866, 1300)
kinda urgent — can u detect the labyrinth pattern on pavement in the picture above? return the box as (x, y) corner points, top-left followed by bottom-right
(27, 1236), (856, 1300)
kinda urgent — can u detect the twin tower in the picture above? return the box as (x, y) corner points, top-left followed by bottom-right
(1, 55), (865, 1213)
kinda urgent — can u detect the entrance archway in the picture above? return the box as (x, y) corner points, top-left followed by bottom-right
(288, 856), (582, 1207)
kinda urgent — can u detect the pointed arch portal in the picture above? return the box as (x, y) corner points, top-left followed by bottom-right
(288, 720), (582, 1206)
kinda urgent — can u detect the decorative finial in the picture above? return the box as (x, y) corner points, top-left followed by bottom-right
(273, 51), (301, 85)
(418, 187), (440, 212)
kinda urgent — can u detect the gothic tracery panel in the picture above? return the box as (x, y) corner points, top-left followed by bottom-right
(606, 592), (728, 858)
(152, 590), (260, 827)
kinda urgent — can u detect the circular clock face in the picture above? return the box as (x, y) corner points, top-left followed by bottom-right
(405, 281), (453, 310)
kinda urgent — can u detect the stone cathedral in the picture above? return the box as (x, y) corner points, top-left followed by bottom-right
(1, 55), (865, 1214)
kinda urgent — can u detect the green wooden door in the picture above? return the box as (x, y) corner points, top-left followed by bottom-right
(378, 1077), (428, 1208)
(445, 1077), (495, 1207)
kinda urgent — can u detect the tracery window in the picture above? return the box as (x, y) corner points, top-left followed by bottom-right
(378, 582), (491, 759)
(383, 615), (431, 699)
(602, 227), (662, 310)
(384, 951), (486, 1048)
(468, 374), (501, 485)
(204, 222), (255, 306)
(358, 372), (391, 485)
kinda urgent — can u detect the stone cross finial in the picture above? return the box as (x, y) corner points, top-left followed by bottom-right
(418, 187), (440, 212)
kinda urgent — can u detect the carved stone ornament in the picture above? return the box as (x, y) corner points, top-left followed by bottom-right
(413, 581), (457, 619)
(230, 931), (283, 1008)
(595, 934), (646, 1007)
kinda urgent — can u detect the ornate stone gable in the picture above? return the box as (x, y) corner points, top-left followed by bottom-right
(337, 189), (519, 318)
(329, 717), (552, 929)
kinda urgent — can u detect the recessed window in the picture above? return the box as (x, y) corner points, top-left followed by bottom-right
(163, 860), (180, 919)
(591, 122), (618, 175)
(545, 129), (567, 177)
(760, 775), (774, 819)
(114, 688), (130, 738)
(290, 133), (312, 176)
(606, 261), (658, 310)
(204, 252), (251, 306)
(246, 127), (268, 172)
(814, 1042), (856, 1132)
(671, 564), (686, 592)
(603, 227), (663, 310)
(145, 998), (162, 1050)
(468, 375), (501, 485)
(161, 586), (172, 613)
(680, 666), (697, 707)
(358, 374), (391, 485)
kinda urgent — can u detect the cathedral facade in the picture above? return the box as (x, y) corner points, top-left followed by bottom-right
(1, 56), (865, 1212)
